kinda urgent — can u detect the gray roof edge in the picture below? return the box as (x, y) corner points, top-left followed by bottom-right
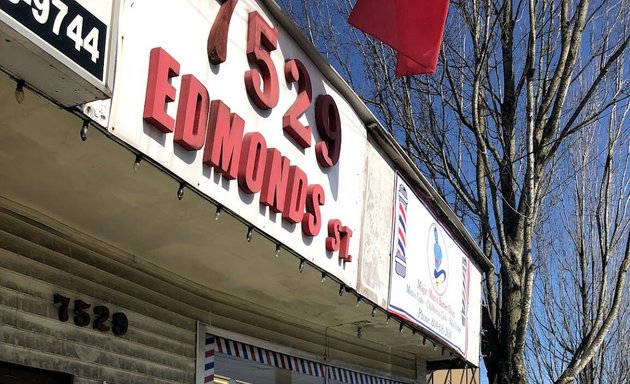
(259, 0), (493, 272)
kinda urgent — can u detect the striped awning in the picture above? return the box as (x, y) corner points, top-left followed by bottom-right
(205, 334), (409, 384)
(205, 335), (216, 383)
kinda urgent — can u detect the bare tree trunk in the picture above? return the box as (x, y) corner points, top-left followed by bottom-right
(528, 100), (630, 383)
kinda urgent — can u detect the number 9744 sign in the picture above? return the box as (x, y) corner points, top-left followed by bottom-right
(1, 0), (108, 81)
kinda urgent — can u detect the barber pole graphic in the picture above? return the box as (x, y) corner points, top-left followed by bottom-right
(461, 256), (469, 326)
(461, 256), (470, 355)
(204, 335), (215, 383)
(214, 336), (326, 377)
(205, 334), (405, 384)
(394, 184), (409, 277)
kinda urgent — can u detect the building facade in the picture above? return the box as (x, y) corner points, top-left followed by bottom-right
(0, 1), (492, 383)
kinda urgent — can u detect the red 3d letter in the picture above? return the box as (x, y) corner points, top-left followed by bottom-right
(261, 148), (290, 213)
(143, 47), (180, 133)
(174, 74), (209, 151)
(302, 184), (325, 236)
(339, 226), (353, 262)
(326, 219), (342, 252)
(283, 166), (308, 224)
(238, 132), (268, 194)
(326, 220), (353, 262)
(203, 100), (244, 180)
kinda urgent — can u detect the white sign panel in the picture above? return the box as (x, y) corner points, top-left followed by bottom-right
(108, 0), (367, 288)
(0, 0), (115, 105)
(0, 0), (111, 81)
(388, 174), (479, 362)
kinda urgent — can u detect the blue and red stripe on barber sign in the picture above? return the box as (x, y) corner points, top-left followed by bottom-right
(204, 334), (409, 384)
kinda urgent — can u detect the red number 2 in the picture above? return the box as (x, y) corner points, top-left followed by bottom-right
(244, 11), (279, 110)
(283, 59), (312, 148)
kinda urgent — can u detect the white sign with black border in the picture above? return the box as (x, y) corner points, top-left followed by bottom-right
(0, 0), (116, 105)
(1, 0), (108, 80)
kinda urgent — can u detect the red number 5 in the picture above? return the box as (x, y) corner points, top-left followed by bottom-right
(244, 11), (279, 110)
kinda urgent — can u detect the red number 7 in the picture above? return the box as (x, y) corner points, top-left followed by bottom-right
(207, 0), (239, 65)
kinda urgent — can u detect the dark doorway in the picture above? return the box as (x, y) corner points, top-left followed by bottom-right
(0, 361), (73, 384)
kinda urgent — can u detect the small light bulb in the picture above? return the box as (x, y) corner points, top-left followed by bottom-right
(356, 297), (361, 307)
(215, 206), (222, 220)
(246, 227), (253, 242)
(80, 120), (89, 141)
(386, 315), (390, 325)
(275, 244), (281, 258)
(399, 323), (404, 333)
(15, 80), (25, 104)
(339, 284), (345, 296)
(320, 272), (326, 283)
(133, 154), (142, 172)
(371, 306), (376, 317)
(299, 259), (305, 273)
(177, 182), (185, 200)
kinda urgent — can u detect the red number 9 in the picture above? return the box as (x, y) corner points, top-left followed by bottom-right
(315, 95), (342, 167)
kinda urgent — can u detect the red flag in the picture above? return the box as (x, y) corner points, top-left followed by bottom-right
(348, 0), (450, 77)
